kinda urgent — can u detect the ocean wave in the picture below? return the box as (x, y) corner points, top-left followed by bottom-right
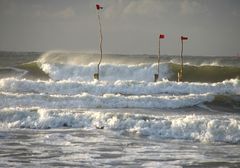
(169, 63), (240, 82)
(11, 50), (239, 82)
(40, 63), (170, 82)
(0, 78), (239, 96)
(0, 108), (240, 144)
(0, 67), (28, 79)
(2, 51), (239, 82)
(0, 91), (214, 109)
(38, 62), (240, 83)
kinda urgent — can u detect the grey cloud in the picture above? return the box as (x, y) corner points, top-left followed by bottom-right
(0, 0), (239, 56)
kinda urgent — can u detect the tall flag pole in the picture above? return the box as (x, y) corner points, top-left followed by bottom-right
(154, 34), (165, 82)
(178, 36), (188, 82)
(94, 3), (103, 80)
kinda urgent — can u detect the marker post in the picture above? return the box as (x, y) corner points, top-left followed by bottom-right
(178, 36), (188, 82)
(154, 34), (165, 82)
(94, 4), (103, 80)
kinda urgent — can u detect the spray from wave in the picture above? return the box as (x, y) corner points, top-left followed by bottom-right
(32, 51), (240, 82)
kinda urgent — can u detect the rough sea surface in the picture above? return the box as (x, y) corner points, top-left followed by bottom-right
(0, 51), (240, 167)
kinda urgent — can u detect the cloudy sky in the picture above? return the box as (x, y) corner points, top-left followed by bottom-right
(0, 0), (240, 56)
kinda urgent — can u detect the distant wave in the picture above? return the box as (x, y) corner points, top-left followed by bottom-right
(9, 60), (239, 83)
(169, 63), (240, 82)
(0, 67), (28, 79)
(40, 63), (170, 82)
(36, 51), (240, 82)
(1, 51), (235, 82)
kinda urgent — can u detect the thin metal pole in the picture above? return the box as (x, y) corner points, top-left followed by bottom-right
(157, 37), (160, 77)
(154, 37), (161, 82)
(180, 39), (184, 82)
(97, 12), (103, 77)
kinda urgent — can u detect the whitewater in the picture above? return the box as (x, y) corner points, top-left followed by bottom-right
(0, 51), (240, 167)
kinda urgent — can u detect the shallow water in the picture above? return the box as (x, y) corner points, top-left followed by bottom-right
(0, 108), (240, 167)
(1, 127), (240, 168)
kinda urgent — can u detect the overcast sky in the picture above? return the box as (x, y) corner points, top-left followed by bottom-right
(0, 0), (240, 56)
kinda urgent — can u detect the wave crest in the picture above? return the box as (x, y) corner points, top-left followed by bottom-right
(1, 108), (240, 143)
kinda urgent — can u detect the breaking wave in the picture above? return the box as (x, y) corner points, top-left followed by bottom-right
(0, 108), (240, 143)
(0, 78), (239, 109)
(14, 51), (239, 82)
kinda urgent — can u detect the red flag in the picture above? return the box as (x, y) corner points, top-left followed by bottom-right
(96, 4), (103, 10)
(159, 34), (165, 39)
(181, 36), (188, 40)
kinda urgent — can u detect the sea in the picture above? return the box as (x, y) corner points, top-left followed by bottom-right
(0, 51), (240, 168)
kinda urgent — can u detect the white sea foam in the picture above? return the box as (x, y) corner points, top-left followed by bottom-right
(200, 62), (222, 66)
(40, 63), (170, 82)
(0, 91), (214, 109)
(1, 108), (240, 143)
(1, 77), (239, 109)
(0, 78), (239, 96)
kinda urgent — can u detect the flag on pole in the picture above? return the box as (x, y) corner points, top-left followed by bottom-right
(181, 36), (188, 40)
(96, 4), (103, 10)
(159, 34), (165, 39)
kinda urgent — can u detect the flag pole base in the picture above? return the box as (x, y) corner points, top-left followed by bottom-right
(94, 73), (99, 80)
(154, 74), (159, 82)
(177, 72), (182, 82)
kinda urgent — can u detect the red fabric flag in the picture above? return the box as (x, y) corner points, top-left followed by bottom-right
(96, 4), (103, 10)
(159, 34), (165, 39)
(181, 36), (188, 40)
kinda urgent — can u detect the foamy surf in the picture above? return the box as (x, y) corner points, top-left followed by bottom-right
(8, 51), (239, 82)
(0, 91), (214, 109)
(40, 63), (170, 82)
(0, 78), (239, 95)
(0, 108), (240, 143)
